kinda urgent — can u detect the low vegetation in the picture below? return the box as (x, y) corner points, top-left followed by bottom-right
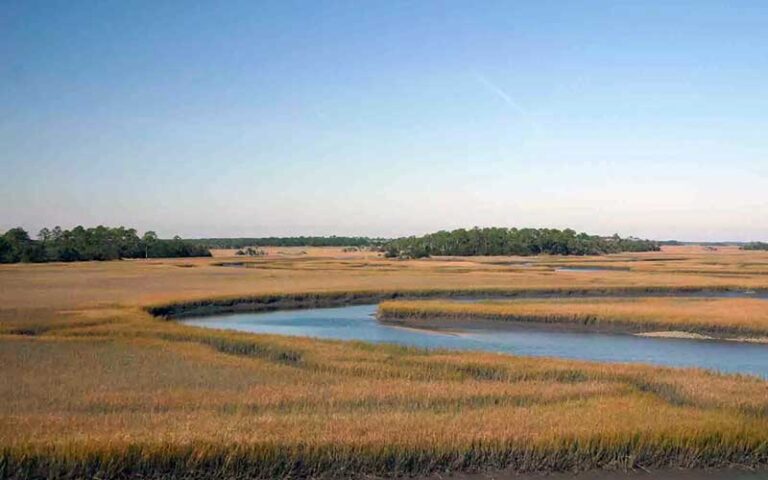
(383, 227), (660, 258)
(378, 297), (768, 339)
(0, 226), (211, 263)
(235, 247), (267, 257)
(1, 246), (767, 478)
(743, 242), (768, 251)
(188, 236), (383, 249)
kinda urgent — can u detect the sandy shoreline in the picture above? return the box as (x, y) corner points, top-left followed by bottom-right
(634, 331), (768, 343)
(635, 331), (714, 340)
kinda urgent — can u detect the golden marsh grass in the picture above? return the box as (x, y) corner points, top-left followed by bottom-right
(1, 246), (767, 478)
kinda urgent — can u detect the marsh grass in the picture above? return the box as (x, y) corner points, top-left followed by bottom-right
(4, 429), (768, 480)
(2, 332), (767, 479)
(1, 247), (768, 478)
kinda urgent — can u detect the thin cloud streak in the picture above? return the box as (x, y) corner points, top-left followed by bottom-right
(473, 72), (543, 140)
(473, 72), (528, 116)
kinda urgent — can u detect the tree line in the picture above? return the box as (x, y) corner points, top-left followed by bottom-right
(187, 236), (383, 249)
(0, 226), (668, 263)
(742, 242), (768, 251)
(0, 226), (211, 263)
(382, 227), (660, 258)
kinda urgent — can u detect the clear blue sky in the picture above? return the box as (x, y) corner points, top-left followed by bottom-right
(2, 1), (767, 240)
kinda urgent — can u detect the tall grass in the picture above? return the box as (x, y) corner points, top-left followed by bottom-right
(4, 428), (768, 479)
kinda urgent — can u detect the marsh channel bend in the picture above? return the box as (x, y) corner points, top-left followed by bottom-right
(182, 291), (768, 378)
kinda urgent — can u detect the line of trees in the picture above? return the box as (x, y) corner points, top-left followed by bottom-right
(382, 227), (660, 258)
(188, 236), (384, 249)
(742, 242), (768, 251)
(0, 226), (211, 263)
(0, 225), (669, 263)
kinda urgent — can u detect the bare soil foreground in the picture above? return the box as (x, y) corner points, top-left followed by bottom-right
(1, 246), (768, 479)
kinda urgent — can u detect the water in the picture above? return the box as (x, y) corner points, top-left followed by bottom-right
(182, 304), (768, 378)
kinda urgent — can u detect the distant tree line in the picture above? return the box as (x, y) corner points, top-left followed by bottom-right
(0, 226), (211, 263)
(742, 242), (768, 251)
(188, 236), (384, 249)
(659, 240), (761, 247)
(382, 227), (660, 258)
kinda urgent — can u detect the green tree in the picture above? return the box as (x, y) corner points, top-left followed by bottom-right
(142, 231), (158, 258)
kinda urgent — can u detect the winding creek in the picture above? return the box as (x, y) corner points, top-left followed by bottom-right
(181, 291), (768, 378)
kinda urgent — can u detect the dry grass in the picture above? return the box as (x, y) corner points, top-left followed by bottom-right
(1, 247), (768, 478)
(378, 297), (768, 339)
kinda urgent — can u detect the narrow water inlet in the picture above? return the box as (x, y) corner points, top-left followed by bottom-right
(181, 302), (768, 378)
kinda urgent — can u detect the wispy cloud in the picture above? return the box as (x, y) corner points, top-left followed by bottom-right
(473, 72), (528, 116)
(473, 72), (542, 141)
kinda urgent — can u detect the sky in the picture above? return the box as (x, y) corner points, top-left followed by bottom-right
(1, 1), (767, 241)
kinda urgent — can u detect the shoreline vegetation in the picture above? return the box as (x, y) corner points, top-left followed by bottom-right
(2, 247), (768, 478)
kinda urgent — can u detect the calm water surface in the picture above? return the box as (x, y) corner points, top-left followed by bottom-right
(183, 304), (768, 378)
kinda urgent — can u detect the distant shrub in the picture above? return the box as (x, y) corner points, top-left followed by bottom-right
(236, 247), (267, 257)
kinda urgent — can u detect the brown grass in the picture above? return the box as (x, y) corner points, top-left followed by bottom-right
(1, 246), (767, 478)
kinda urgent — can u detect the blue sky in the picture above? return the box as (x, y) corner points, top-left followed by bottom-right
(2, 1), (767, 240)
